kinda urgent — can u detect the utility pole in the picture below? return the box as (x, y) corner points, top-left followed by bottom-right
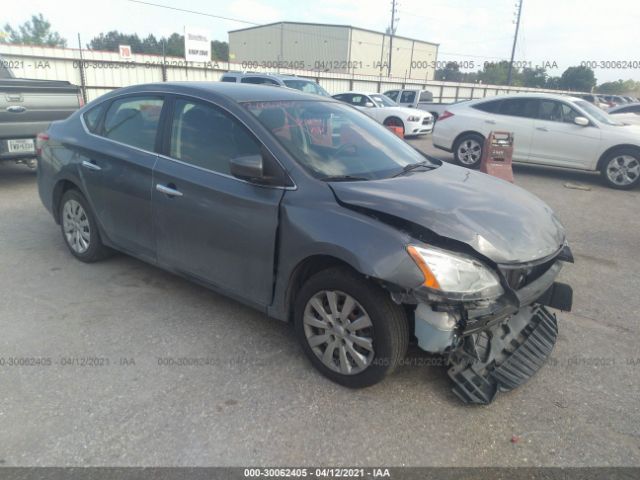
(387, 0), (398, 77)
(507, 0), (523, 85)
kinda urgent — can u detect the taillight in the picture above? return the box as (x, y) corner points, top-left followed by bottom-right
(438, 110), (454, 121)
(36, 132), (49, 156)
(77, 91), (85, 107)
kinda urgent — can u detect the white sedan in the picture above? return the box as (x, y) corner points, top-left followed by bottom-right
(332, 92), (434, 137)
(432, 93), (640, 189)
(607, 103), (640, 126)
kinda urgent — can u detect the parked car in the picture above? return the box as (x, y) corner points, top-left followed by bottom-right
(432, 93), (640, 189)
(574, 93), (609, 110)
(595, 94), (615, 108)
(383, 88), (454, 121)
(332, 91), (433, 136)
(220, 72), (330, 97)
(602, 95), (628, 106)
(37, 82), (574, 404)
(0, 59), (82, 168)
(607, 102), (640, 126)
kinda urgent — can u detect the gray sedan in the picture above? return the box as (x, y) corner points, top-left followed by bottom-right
(37, 82), (573, 404)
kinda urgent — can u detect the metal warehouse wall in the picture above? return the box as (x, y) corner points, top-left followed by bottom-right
(229, 23), (350, 73)
(0, 43), (585, 103)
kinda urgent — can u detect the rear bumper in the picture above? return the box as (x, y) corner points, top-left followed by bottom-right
(0, 136), (37, 161)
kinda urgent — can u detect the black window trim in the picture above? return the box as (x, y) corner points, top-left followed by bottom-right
(158, 93), (295, 190)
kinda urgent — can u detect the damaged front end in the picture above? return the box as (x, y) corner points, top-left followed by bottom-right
(401, 243), (574, 405)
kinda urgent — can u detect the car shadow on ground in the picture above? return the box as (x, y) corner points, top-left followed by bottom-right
(511, 163), (608, 188)
(0, 163), (37, 187)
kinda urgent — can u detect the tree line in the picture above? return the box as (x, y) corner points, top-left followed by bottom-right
(2, 14), (638, 95)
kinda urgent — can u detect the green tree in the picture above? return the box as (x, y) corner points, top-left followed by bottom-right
(545, 76), (562, 89)
(435, 61), (464, 82)
(211, 40), (228, 61)
(1, 14), (66, 47)
(559, 66), (596, 92)
(478, 61), (521, 86)
(521, 67), (547, 88)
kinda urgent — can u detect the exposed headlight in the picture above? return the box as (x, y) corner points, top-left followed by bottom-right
(407, 245), (504, 300)
(407, 115), (421, 122)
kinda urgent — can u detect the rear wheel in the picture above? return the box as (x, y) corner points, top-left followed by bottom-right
(294, 267), (409, 388)
(453, 133), (484, 168)
(600, 148), (640, 189)
(59, 189), (112, 262)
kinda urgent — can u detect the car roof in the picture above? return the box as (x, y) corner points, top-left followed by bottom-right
(471, 92), (585, 103)
(100, 81), (330, 103)
(221, 72), (307, 80)
(334, 91), (381, 96)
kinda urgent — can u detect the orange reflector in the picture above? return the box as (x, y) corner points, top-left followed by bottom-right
(407, 246), (441, 289)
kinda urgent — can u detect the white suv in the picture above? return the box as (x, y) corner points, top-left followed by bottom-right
(432, 93), (640, 189)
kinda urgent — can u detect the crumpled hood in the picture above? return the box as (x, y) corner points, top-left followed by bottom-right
(330, 163), (565, 264)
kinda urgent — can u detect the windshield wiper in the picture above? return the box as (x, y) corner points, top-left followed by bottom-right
(321, 175), (369, 182)
(392, 160), (436, 177)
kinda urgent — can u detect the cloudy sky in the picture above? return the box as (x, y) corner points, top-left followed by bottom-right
(3, 0), (639, 83)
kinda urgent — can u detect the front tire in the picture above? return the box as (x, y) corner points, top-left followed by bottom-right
(600, 148), (640, 189)
(59, 189), (112, 262)
(294, 267), (409, 388)
(453, 133), (484, 169)
(383, 117), (405, 138)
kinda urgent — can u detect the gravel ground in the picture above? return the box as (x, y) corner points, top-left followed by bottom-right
(0, 137), (638, 466)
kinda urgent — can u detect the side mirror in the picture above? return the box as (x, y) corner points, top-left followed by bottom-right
(364, 102), (375, 108)
(574, 116), (590, 126)
(230, 154), (263, 182)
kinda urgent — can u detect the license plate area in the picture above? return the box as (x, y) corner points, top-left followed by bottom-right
(7, 138), (35, 154)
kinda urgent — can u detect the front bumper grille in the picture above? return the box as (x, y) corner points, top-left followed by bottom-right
(448, 305), (558, 404)
(502, 257), (556, 290)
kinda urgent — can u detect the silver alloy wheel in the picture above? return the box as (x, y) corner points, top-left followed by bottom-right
(606, 154), (640, 186)
(62, 199), (91, 254)
(303, 290), (374, 375)
(457, 138), (482, 165)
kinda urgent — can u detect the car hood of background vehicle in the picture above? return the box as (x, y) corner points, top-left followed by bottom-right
(330, 163), (565, 264)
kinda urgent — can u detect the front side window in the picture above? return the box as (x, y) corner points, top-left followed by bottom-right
(243, 100), (435, 180)
(539, 100), (583, 124)
(169, 99), (261, 174)
(102, 96), (164, 151)
(384, 90), (399, 101)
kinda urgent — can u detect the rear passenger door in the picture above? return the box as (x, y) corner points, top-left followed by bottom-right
(80, 94), (164, 261)
(152, 96), (285, 306)
(490, 98), (537, 162)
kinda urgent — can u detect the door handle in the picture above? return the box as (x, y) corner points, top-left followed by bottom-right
(536, 127), (548, 132)
(6, 105), (27, 113)
(156, 183), (183, 197)
(81, 160), (101, 171)
(485, 120), (496, 125)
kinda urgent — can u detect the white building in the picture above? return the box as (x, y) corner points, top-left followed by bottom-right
(228, 21), (439, 80)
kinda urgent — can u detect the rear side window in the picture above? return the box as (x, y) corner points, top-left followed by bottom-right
(498, 98), (538, 118)
(473, 99), (502, 113)
(83, 104), (105, 133)
(220, 76), (237, 82)
(241, 77), (279, 85)
(102, 96), (164, 151)
(169, 99), (262, 174)
(418, 91), (433, 102)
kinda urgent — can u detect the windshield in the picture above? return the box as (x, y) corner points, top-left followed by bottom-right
(282, 80), (331, 97)
(574, 100), (622, 126)
(243, 100), (432, 180)
(370, 94), (397, 108)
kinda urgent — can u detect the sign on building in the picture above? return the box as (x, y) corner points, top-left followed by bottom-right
(118, 45), (132, 59)
(184, 27), (211, 63)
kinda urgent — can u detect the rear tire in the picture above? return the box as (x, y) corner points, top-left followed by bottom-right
(294, 267), (409, 388)
(600, 148), (640, 190)
(453, 133), (484, 169)
(59, 189), (112, 262)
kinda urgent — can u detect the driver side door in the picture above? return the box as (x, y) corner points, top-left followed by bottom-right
(152, 96), (286, 306)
